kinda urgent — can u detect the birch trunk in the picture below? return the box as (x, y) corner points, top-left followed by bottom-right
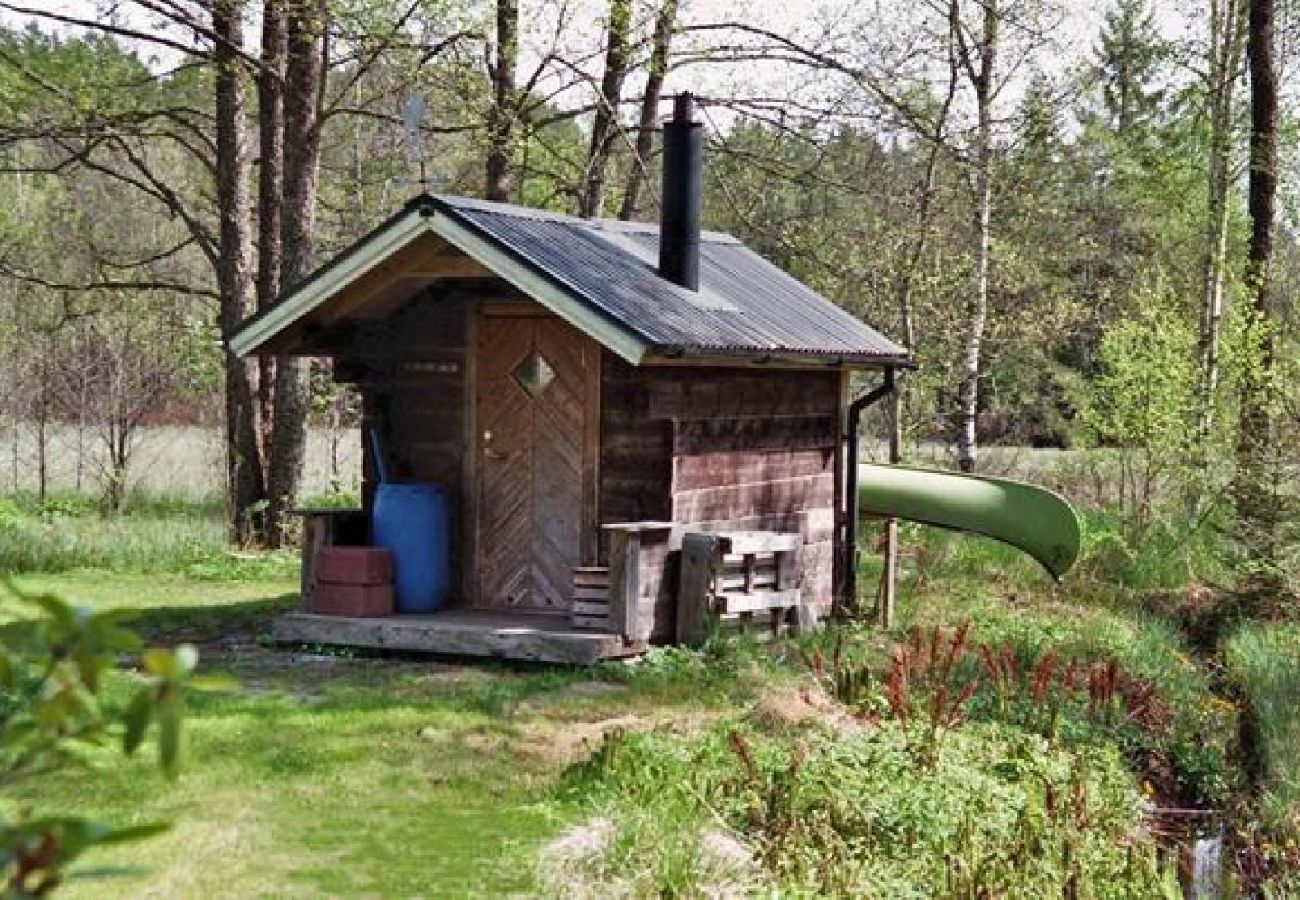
(1196, 0), (1246, 440)
(956, 0), (998, 474)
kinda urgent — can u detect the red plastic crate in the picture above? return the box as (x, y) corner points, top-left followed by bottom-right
(314, 546), (393, 586)
(309, 582), (394, 617)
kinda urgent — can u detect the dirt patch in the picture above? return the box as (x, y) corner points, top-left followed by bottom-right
(535, 816), (762, 899)
(747, 684), (865, 736)
(699, 826), (757, 873)
(511, 679), (630, 717)
(514, 713), (648, 766)
(560, 680), (631, 699)
(535, 817), (621, 899)
(542, 816), (617, 864)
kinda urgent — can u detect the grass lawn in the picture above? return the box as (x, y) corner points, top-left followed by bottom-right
(4, 533), (1243, 896)
(7, 571), (751, 898)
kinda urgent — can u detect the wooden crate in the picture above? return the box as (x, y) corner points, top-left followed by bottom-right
(293, 509), (370, 610)
(309, 582), (395, 617)
(571, 566), (611, 630)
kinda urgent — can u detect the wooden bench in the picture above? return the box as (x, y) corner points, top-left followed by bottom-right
(676, 531), (808, 645)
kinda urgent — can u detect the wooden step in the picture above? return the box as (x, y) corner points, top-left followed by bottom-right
(570, 566), (610, 629)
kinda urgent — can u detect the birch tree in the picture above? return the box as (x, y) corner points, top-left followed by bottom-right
(1196, 0), (1248, 437)
(952, 0), (999, 473)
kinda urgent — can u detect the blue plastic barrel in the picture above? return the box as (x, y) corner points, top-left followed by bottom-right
(372, 482), (450, 613)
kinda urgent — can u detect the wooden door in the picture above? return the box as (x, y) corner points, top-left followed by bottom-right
(475, 312), (596, 611)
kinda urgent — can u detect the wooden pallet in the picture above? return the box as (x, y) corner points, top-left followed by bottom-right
(571, 566), (611, 630)
(676, 531), (807, 645)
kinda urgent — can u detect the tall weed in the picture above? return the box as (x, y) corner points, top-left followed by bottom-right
(1224, 622), (1300, 830)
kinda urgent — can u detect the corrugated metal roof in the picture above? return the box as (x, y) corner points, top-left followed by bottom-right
(229, 192), (911, 365)
(436, 195), (909, 364)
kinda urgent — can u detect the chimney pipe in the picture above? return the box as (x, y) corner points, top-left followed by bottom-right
(658, 92), (703, 291)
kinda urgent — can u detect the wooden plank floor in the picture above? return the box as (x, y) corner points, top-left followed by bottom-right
(272, 609), (644, 665)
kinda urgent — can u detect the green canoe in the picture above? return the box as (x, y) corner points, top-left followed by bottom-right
(858, 463), (1082, 579)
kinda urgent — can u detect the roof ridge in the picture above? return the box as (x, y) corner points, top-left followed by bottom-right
(434, 193), (740, 244)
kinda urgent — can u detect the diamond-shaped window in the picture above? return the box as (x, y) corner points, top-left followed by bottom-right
(511, 352), (555, 397)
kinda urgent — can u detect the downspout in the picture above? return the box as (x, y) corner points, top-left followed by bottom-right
(844, 366), (895, 613)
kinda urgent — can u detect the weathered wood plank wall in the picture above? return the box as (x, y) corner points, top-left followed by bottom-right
(598, 361), (842, 641)
(598, 357), (674, 530)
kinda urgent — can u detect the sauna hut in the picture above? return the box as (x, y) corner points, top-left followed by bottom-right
(229, 95), (910, 663)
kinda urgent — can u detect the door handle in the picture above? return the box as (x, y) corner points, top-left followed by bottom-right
(483, 429), (509, 460)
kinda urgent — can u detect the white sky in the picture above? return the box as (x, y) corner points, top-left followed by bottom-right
(3, 0), (1193, 103)
(4, 1), (1294, 149)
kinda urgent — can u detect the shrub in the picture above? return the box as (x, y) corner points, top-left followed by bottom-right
(1, 580), (199, 893)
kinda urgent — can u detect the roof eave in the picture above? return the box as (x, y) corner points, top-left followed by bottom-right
(227, 199), (653, 365)
(430, 204), (650, 364)
(228, 205), (431, 357)
(643, 345), (915, 369)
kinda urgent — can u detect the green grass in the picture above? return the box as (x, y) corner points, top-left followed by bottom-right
(6, 570), (760, 898)
(1225, 621), (1300, 830)
(1, 493), (1256, 896)
(4, 570), (299, 642)
(0, 492), (297, 580)
(561, 709), (1179, 897)
(34, 670), (565, 897)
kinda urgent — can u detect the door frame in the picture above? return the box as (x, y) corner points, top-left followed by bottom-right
(465, 300), (601, 611)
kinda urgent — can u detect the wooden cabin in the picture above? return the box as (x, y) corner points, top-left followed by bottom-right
(230, 98), (908, 663)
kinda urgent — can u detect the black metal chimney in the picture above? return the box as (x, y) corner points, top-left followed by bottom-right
(658, 92), (703, 291)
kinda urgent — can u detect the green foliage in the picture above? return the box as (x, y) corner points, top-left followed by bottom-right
(0, 580), (196, 895)
(1082, 276), (1206, 527)
(1086, 276), (1198, 449)
(895, 533), (1235, 806)
(563, 718), (1180, 898)
(1074, 507), (1232, 593)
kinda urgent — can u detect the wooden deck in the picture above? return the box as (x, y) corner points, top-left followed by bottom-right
(271, 609), (644, 665)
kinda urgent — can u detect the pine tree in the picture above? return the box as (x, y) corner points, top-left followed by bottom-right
(1096, 0), (1168, 138)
